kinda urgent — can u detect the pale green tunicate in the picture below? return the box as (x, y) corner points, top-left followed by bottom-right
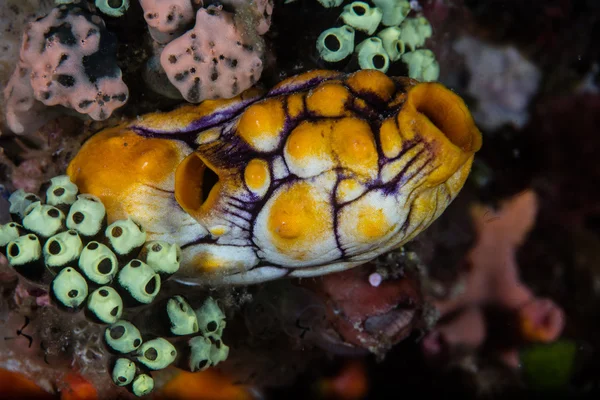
(140, 240), (181, 276)
(356, 37), (390, 73)
(316, 25), (355, 63)
(112, 358), (136, 386)
(22, 202), (65, 238)
(340, 2), (383, 35)
(105, 217), (146, 258)
(67, 194), (106, 238)
(46, 175), (78, 207)
(402, 49), (440, 82)
(136, 337), (177, 370)
(43, 230), (83, 271)
(131, 374), (154, 397)
(95, 0), (130, 17)
(117, 260), (161, 304)
(316, 0), (343, 7)
(196, 297), (226, 337)
(105, 320), (142, 354)
(0, 223), (23, 248)
(51, 267), (89, 310)
(87, 286), (123, 324)
(188, 335), (212, 372)
(78, 241), (119, 285)
(378, 26), (405, 61)
(167, 295), (199, 336)
(8, 190), (40, 220)
(399, 16), (433, 52)
(207, 334), (229, 366)
(372, 0), (411, 26)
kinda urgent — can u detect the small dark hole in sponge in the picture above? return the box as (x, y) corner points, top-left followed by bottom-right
(202, 166), (219, 203)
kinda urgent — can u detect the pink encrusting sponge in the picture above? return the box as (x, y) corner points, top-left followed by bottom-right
(160, 5), (263, 103)
(3, 5), (128, 134)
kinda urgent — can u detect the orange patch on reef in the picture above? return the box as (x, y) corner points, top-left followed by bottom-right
(59, 373), (98, 400)
(157, 370), (252, 400)
(0, 369), (54, 400)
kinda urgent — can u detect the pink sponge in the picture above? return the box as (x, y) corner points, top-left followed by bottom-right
(3, 5), (128, 134)
(160, 6), (263, 103)
(140, 0), (196, 44)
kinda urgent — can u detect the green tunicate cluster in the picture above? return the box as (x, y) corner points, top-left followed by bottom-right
(314, 0), (439, 81)
(0, 174), (218, 397)
(187, 297), (229, 372)
(95, 0), (130, 18)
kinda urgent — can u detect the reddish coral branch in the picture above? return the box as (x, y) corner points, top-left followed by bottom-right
(422, 190), (565, 366)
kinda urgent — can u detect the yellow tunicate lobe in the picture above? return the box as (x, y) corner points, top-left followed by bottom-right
(244, 159), (270, 192)
(67, 127), (184, 218)
(285, 121), (332, 164)
(330, 118), (378, 179)
(306, 83), (351, 117)
(380, 118), (403, 158)
(336, 178), (364, 203)
(286, 93), (305, 119)
(346, 70), (396, 103)
(355, 204), (393, 242)
(237, 98), (286, 151)
(267, 182), (332, 260)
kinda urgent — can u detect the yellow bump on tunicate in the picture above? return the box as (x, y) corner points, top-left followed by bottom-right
(346, 70), (396, 103)
(286, 93), (305, 119)
(336, 178), (367, 204)
(195, 127), (221, 145)
(237, 99), (286, 152)
(337, 190), (402, 256)
(330, 118), (378, 180)
(306, 83), (351, 117)
(284, 120), (335, 178)
(266, 181), (333, 260)
(184, 244), (258, 274)
(208, 225), (229, 237)
(244, 158), (271, 197)
(380, 117), (403, 158)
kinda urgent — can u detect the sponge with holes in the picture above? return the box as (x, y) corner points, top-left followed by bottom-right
(3, 4), (128, 134)
(159, 5), (263, 103)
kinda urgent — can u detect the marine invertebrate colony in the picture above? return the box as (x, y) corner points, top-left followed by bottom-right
(3, 4), (128, 134)
(1, 176), (230, 397)
(66, 69), (482, 285)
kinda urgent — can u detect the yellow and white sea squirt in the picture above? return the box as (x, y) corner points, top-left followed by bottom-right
(66, 70), (482, 285)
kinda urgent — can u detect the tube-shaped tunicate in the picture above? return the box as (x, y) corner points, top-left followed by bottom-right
(356, 37), (390, 73)
(378, 26), (405, 61)
(372, 0), (411, 26)
(402, 49), (440, 82)
(399, 17), (433, 52)
(340, 2), (383, 35)
(316, 25), (355, 63)
(317, 0), (343, 7)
